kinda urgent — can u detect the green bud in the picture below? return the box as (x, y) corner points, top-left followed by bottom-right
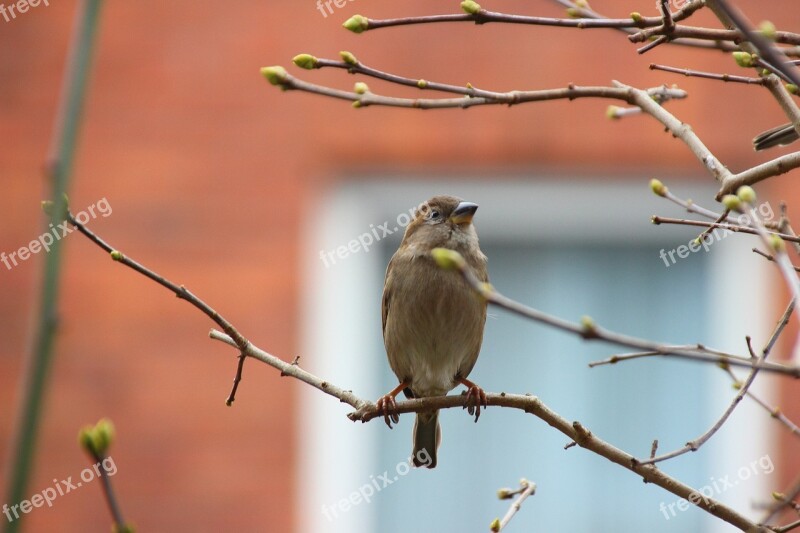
(417, 79), (428, 89)
(630, 12), (643, 23)
(292, 54), (318, 70)
(772, 492), (785, 501)
(343, 14), (369, 33)
(758, 21), (777, 40)
(497, 488), (512, 499)
(112, 525), (136, 533)
(110, 250), (123, 261)
(41, 193), (69, 217)
(78, 425), (96, 454)
(769, 234), (786, 253)
(260, 66), (289, 86)
(354, 82), (369, 94)
(340, 51), (359, 65)
(352, 100), (362, 109)
(580, 315), (596, 334)
(431, 248), (466, 271)
(92, 418), (115, 455)
(478, 282), (494, 300)
(736, 185), (756, 204)
(566, 7), (580, 18)
(461, 0), (481, 15)
(721, 194), (741, 211)
(606, 105), (620, 120)
(489, 519), (501, 532)
(649, 178), (667, 197)
(575, 0), (589, 7)
(732, 51), (755, 68)
(787, 84), (799, 95)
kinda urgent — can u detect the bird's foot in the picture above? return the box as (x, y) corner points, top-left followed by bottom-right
(376, 381), (408, 429)
(458, 377), (487, 422)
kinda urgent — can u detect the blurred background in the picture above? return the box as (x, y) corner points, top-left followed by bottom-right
(1, 0), (799, 531)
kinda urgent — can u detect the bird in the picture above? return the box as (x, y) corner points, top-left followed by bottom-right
(377, 195), (489, 469)
(753, 123), (798, 151)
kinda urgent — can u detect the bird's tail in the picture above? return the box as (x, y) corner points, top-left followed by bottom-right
(412, 410), (440, 469)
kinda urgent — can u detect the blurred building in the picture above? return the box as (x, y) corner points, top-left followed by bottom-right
(1, 0), (798, 531)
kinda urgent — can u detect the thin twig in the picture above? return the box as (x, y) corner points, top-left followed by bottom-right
(723, 364), (800, 437)
(266, 70), (687, 110)
(651, 216), (800, 243)
(64, 210), (252, 405)
(94, 453), (127, 529)
(754, 248), (800, 272)
(642, 298), (793, 465)
(310, 56), (682, 105)
(492, 479), (536, 532)
(763, 474), (800, 526)
(650, 63), (765, 84)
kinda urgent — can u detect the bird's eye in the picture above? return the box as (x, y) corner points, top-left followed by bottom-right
(428, 210), (440, 220)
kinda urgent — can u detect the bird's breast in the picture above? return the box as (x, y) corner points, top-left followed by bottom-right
(384, 257), (487, 398)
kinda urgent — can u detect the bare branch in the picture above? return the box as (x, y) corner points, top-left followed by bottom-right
(651, 216), (800, 243)
(650, 63), (765, 84)
(642, 298), (793, 465)
(717, 152), (800, 197)
(491, 479), (536, 532)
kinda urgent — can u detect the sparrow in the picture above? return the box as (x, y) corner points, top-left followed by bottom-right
(753, 123), (799, 151)
(377, 195), (489, 469)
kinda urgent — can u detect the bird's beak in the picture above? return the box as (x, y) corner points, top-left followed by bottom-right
(450, 201), (478, 225)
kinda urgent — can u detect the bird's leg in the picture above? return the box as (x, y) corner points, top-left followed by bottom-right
(376, 381), (409, 429)
(458, 377), (487, 422)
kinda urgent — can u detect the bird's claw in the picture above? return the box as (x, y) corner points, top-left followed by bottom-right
(376, 394), (400, 429)
(462, 384), (487, 422)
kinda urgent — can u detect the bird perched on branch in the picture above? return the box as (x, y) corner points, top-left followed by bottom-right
(378, 195), (489, 469)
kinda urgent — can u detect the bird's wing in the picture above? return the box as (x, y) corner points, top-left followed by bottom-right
(381, 257), (393, 337)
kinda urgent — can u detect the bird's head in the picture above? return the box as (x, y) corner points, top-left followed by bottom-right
(401, 195), (480, 252)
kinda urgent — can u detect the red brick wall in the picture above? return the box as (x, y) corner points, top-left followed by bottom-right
(1, 0), (798, 530)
